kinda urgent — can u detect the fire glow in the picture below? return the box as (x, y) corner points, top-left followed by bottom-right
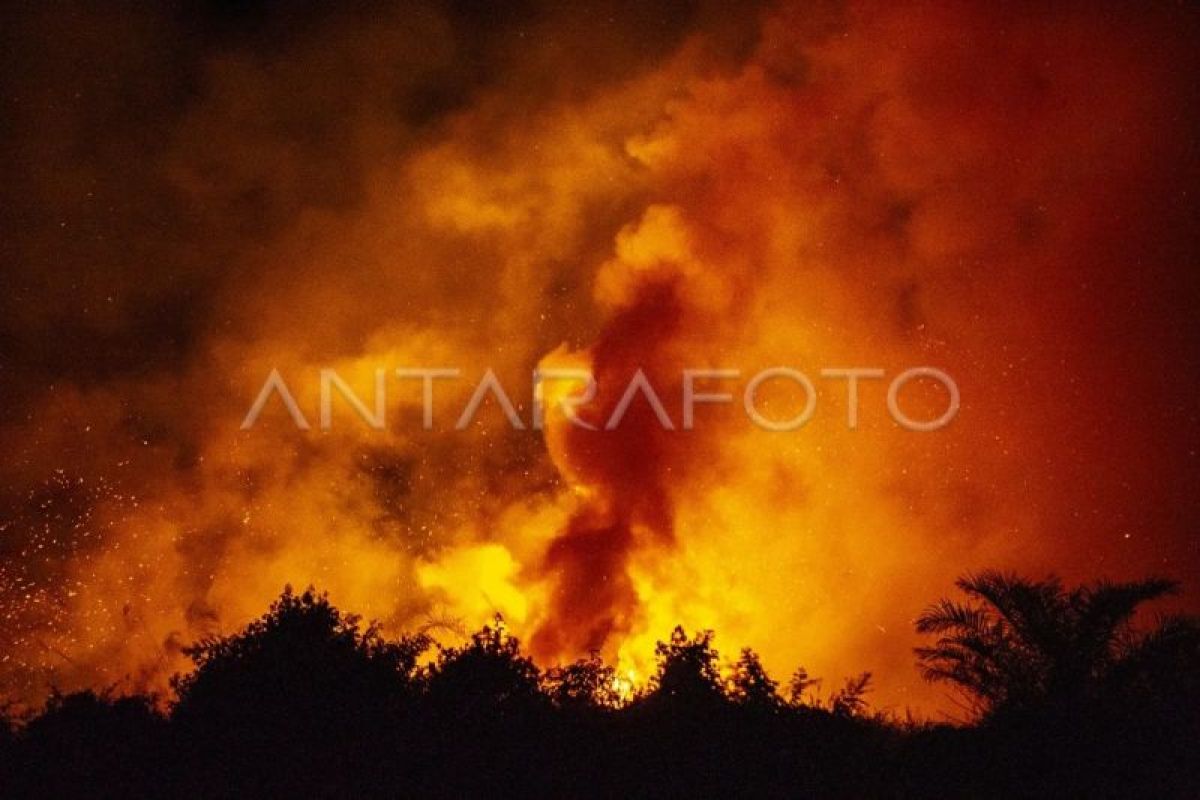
(1, 0), (1197, 719)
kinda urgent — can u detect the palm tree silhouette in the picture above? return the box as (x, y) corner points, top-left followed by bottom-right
(914, 570), (1194, 716)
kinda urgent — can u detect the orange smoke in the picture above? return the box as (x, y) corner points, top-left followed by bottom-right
(1, 0), (1198, 716)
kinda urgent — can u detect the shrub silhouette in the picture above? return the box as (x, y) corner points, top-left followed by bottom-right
(786, 666), (821, 707)
(173, 585), (428, 720)
(0, 572), (1195, 797)
(423, 615), (543, 715)
(827, 672), (873, 718)
(415, 616), (557, 796)
(727, 648), (782, 710)
(170, 586), (429, 794)
(2, 690), (166, 797)
(542, 651), (623, 711)
(646, 626), (725, 708)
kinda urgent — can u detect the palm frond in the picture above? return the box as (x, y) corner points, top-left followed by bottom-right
(915, 599), (992, 635)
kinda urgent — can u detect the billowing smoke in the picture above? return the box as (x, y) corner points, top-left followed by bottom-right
(1, 0), (1197, 714)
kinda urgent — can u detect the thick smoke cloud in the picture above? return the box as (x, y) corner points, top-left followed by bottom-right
(1, 0), (1197, 714)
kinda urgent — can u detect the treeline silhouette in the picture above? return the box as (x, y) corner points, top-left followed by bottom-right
(1, 571), (1197, 798)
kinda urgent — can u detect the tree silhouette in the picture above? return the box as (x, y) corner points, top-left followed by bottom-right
(170, 586), (429, 794)
(173, 586), (428, 719)
(728, 648), (781, 710)
(543, 651), (623, 711)
(424, 614), (543, 714)
(648, 626), (724, 707)
(418, 616), (553, 797)
(0, 572), (1195, 797)
(2, 690), (166, 797)
(915, 570), (1195, 715)
(786, 666), (821, 707)
(828, 672), (873, 718)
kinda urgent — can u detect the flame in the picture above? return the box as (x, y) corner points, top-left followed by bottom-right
(1, 1), (1197, 715)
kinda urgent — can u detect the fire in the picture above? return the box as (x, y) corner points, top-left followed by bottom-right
(1, 1), (1197, 717)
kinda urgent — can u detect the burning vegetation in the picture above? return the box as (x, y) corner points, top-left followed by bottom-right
(1, 0), (1198, 728)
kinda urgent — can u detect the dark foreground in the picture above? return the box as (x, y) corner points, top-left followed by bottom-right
(2, 576), (1197, 798)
